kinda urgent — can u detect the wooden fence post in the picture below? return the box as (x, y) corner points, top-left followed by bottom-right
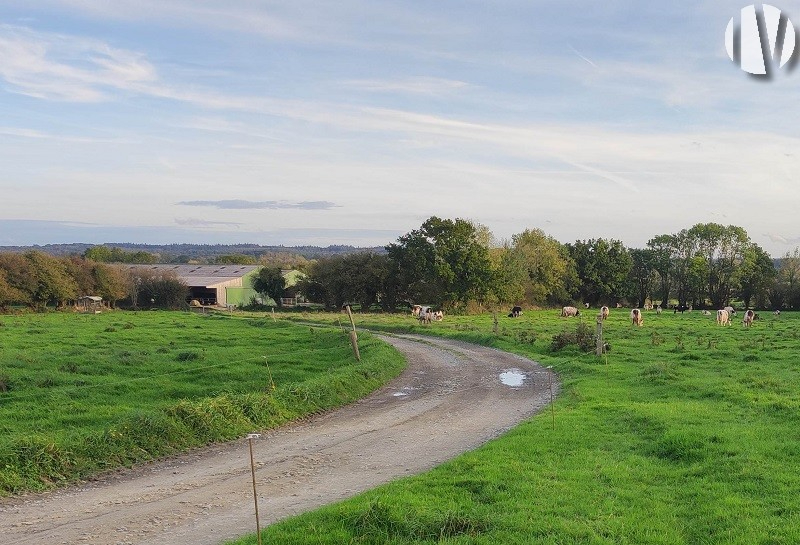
(346, 305), (361, 362)
(596, 315), (604, 357)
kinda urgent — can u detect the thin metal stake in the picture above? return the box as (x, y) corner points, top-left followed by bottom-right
(547, 366), (555, 430)
(247, 433), (263, 545)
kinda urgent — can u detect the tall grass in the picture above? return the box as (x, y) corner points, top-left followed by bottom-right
(228, 309), (800, 544)
(0, 311), (404, 495)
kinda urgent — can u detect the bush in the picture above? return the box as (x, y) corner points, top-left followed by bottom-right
(550, 321), (595, 352)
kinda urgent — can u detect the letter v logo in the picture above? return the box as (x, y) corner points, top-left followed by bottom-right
(726, 4), (796, 76)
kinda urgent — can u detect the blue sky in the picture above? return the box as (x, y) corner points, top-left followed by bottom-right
(1, 1), (800, 255)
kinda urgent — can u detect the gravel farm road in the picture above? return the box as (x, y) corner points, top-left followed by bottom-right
(0, 334), (558, 545)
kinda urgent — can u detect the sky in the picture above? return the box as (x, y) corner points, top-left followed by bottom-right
(1, 1), (800, 255)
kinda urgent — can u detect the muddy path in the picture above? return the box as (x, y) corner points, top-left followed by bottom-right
(0, 334), (558, 545)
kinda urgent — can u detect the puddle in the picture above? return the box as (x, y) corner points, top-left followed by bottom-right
(392, 387), (416, 397)
(499, 369), (526, 387)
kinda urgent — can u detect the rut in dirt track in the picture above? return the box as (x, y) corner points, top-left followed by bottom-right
(0, 334), (558, 545)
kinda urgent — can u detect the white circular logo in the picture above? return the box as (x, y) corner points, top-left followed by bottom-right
(725, 4), (796, 75)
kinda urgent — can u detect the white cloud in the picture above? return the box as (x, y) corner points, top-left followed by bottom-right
(0, 24), (156, 101)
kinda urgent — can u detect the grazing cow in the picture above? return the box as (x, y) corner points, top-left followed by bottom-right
(561, 306), (580, 317)
(584, 302), (590, 308)
(742, 309), (755, 327)
(716, 309), (730, 326)
(600, 306), (610, 320)
(702, 310), (712, 316)
(432, 310), (444, 321)
(775, 309), (781, 316)
(616, 302), (623, 308)
(411, 304), (422, 317)
(673, 304), (690, 314)
(643, 303), (653, 310)
(656, 305), (662, 315)
(508, 306), (523, 318)
(630, 308), (643, 326)
(724, 306), (736, 316)
(418, 308), (432, 325)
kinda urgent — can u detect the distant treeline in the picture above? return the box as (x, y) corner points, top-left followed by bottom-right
(0, 242), (386, 262)
(3, 218), (800, 313)
(297, 217), (799, 312)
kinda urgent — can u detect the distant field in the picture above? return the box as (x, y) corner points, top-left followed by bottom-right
(227, 308), (800, 545)
(0, 311), (404, 495)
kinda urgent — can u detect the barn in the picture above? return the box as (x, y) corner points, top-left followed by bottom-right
(128, 264), (260, 307)
(127, 265), (305, 308)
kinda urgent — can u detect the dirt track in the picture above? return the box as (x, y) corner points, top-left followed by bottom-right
(0, 334), (558, 545)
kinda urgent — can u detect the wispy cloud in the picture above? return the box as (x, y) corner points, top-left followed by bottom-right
(177, 200), (337, 210)
(0, 24), (156, 101)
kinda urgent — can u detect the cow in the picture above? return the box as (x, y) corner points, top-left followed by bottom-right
(742, 309), (755, 327)
(432, 310), (444, 321)
(716, 309), (730, 326)
(775, 309), (781, 317)
(656, 305), (662, 315)
(600, 306), (610, 320)
(724, 306), (736, 316)
(508, 306), (523, 318)
(630, 308), (643, 326)
(561, 306), (580, 317)
(418, 308), (432, 325)
(411, 304), (422, 317)
(702, 310), (712, 316)
(673, 304), (690, 314)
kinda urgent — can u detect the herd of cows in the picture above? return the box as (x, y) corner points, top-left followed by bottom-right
(557, 303), (767, 327)
(409, 302), (773, 328)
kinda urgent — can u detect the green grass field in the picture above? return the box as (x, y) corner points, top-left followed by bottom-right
(0, 310), (405, 495)
(225, 308), (800, 545)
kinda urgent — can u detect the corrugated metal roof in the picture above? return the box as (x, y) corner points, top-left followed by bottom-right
(127, 264), (260, 288)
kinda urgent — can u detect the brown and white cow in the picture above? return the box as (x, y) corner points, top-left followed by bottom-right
(630, 308), (643, 326)
(716, 309), (730, 326)
(561, 306), (580, 317)
(742, 309), (755, 327)
(600, 306), (610, 320)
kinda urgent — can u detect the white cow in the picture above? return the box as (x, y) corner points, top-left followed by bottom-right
(724, 306), (736, 316)
(561, 306), (580, 317)
(600, 306), (610, 320)
(742, 309), (755, 327)
(630, 308), (643, 326)
(716, 309), (730, 326)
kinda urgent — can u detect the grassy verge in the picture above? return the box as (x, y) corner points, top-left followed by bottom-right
(0, 311), (404, 495)
(227, 309), (800, 545)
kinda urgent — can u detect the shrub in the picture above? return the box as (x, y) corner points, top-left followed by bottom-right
(550, 321), (595, 352)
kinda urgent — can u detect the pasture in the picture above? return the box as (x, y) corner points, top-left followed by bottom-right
(228, 307), (800, 544)
(0, 311), (404, 495)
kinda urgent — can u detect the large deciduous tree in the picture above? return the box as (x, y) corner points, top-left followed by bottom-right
(386, 217), (493, 309)
(566, 238), (632, 306)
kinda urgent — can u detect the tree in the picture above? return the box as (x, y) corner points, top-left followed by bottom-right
(773, 249), (800, 309)
(253, 267), (287, 307)
(687, 223), (750, 308)
(298, 254), (391, 311)
(566, 238), (632, 306)
(736, 244), (776, 309)
(93, 263), (129, 308)
(646, 234), (673, 307)
(628, 248), (657, 308)
(500, 229), (576, 306)
(386, 217), (493, 309)
(24, 251), (79, 309)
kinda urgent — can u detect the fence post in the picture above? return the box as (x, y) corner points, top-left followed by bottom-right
(596, 315), (604, 357)
(346, 305), (361, 362)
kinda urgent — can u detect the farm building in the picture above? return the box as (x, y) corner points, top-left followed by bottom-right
(126, 265), (304, 307)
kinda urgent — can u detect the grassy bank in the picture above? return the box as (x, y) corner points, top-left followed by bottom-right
(228, 308), (800, 544)
(0, 311), (405, 495)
